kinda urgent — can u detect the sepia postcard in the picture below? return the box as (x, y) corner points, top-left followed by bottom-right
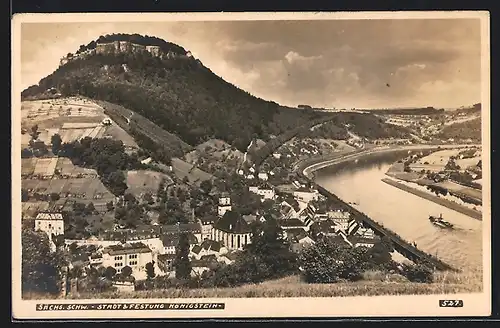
(11, 11), (491, 320)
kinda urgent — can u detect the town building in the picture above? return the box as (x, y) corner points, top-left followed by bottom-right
(198, 216), (217, 240)
(190, 258), (213, 278)
(248, 185), (276, 201)
(258, 172), (269, 181)
(347, 220), (376, 239)
(347, 236), (378, 248)
(293, 187), (320, 203)
(101, 242), (153, 279)
(161, 223), (203, 243)
(279, 199), (301, 220)
(328, 210), (351, 232)
(278, 218), (310, 232)
(34, 212), (65, 240)
(217, 192), (232, 218)
(211, 210), (252, 250)
(190, 239), (228, 260)
(217, 251), (240, 265)
(113, 280), (136, 293)
(157, 253), (176, 274)
(161, 232), (199, 255)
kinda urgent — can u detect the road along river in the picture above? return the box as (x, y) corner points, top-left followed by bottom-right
(306, 145), (483, 273)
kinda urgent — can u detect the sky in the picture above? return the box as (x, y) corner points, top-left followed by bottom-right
(19, 18), (483, 109)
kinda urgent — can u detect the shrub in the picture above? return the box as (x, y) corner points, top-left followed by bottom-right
(400, 263), (434, 283)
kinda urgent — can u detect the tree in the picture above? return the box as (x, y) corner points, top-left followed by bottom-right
(22, 229), (66, 295)
(21, 148), (33, 158)
(30, 124), (40, 140)
(51, 133), (63, 155)
(243, 220), (297, 279)
(175, 232), (192, 280)
(105, 171), (128, 196)
(69, 242), (79, 254)
(145, 262), (156, 279)
(22, 189), (29, 202)
(106, 201), (114, 212)
(84, 202), (96, 215)
(200, 179), (212, 194)
(400, 263), (434, 283)
(121, 266), (133, 278)
(104, 266), (117, 280)
(298, 236), (368, 283)
(143, 192), (154, 205)
(49, 193), (60, 202)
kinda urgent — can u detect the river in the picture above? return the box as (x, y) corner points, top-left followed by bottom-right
(313, 158), (483, 272)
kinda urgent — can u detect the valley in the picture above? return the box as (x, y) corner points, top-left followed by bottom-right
(18, 33), (485, 300)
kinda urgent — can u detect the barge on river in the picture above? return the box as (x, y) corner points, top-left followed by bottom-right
(429, 214), (454, 229)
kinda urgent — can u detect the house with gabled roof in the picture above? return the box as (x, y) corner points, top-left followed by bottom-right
(198, 215), (217, 240)
(217, 250), (241, 265)
(34, 211), (64, 241)
(161, 232), (198, 255)
(190, 239), (228, 260)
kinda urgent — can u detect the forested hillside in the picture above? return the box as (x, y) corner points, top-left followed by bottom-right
(21, 34), (327, 151)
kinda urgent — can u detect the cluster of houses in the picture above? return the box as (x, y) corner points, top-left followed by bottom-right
(31, 178), (380, 291)
(60, 40), (194, 67)
(237, 165), (275, 181)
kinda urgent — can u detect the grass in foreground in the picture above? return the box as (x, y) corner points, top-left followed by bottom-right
(24, 269), (483, 300)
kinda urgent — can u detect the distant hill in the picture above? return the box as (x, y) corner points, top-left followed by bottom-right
(21, 33), (328, 152)
(456, 103), (482, 114)
(437, 117), (482, 142)
(303, 112), (413, 140)
(360, 107), (445, 116)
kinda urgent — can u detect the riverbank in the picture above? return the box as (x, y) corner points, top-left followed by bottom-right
(381, 178), (482, 220)
(300, 144), (480, 178)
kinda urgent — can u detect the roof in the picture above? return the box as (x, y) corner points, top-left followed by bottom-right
(99, 231), (128, 241)
(282, 198), (301, 212)
(161, 223), (201, 234)
(278, 218), (306, 227)
(104, 242), (151, 255)
(200, 254), (217, 262)
(214, 210), (252, 234)
(199, 216), (217, 224)
(328, 211), (351, 219)
(313, 220), (337, 233)
(35, 212), (64, 221)
(200, 239), (222, 252)
(157, 253), (176, 262)
(348, 236), (378, 245)
(242, 214), (257, 224)
(162, 232), (198, 248)
(294, 187), (318, 193)
(191, 245), (203, 254)
(284, 228), (307, 237)
(220, 192), (230, 198)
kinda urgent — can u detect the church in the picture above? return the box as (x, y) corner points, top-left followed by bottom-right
(211, 210), (253, 250)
